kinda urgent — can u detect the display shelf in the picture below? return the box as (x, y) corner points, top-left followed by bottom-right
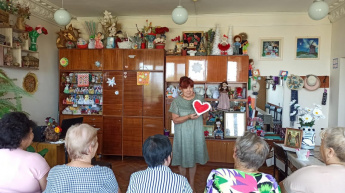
(0, 65), (39, 70)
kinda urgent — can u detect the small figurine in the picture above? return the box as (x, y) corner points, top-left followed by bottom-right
(233, 35), (242, 55)
(248, 59), (254, 77)
(77, 38), (88, 49)
(242, 40), (249, 55)
(89, 87), (95, 94)
(218, 35), (230, 55)
(88, 38), (96, 49)
(187, 50), (197, 56)
(63, 84), (70, 94)
(95, 32), (104, 49)
(217, 82), (230, 110)
(236, 87), (243, 99)
(84, 95), (90, 105)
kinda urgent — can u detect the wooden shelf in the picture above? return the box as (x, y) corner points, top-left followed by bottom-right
(0, 65), (39, 70)
(21, 49), (38, 53)
(0, 44), (12, 48)
(166, 98), (247, 102)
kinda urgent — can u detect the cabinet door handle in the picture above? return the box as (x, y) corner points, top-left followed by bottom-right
(128, 55), (136, 58)
(91, 118), (96, 120)
(125, 65), (128, 68)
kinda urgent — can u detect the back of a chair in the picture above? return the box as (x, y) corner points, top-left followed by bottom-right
(273, 143), (288, 181)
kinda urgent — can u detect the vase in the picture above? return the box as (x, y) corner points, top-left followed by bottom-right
(155, 43), (165, 49)
(15, 17), (26, 31)
(300, 126), (316, 150)
(29, 35), (38, 51)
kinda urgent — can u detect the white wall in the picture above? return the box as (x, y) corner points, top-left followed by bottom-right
(330, 16), (345, 127)
(2, 16), (60, 125)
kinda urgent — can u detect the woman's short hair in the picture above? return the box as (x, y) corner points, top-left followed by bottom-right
(65, 124), (98, 160)
(235, 132), (269, 170)
(322, 127), (345, 162)
(179, 76), (194, 89)
(0, 112), (35, 150)
(142, 134), (172, 168)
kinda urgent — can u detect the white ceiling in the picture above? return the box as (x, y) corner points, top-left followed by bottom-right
(44, 0), (341, 18)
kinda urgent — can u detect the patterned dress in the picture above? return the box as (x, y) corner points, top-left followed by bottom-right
(169, 95), (209, 168)
(204, 169), (281, 193)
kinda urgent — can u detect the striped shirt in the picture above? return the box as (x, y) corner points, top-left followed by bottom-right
(127, 165), (193, 193)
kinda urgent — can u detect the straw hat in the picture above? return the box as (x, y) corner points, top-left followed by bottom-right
(304, 75), (320, 91)
(286, 74), (304, 90)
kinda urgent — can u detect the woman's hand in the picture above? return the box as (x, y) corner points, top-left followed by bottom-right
(172, 113), (199, 124)
(189, 114), (199, 120)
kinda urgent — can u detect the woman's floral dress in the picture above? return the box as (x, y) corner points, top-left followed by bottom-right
(204, 169), (281, 193)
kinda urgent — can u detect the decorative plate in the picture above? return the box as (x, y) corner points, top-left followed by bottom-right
(60, 57), (69, 67)
(22, 72), (38, 94)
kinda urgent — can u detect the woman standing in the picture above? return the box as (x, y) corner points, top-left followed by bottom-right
(0, 112), (50, 193)
(169, 76), (209, 192)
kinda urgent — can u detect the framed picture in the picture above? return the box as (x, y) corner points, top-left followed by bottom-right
(203, 125), (214, 137)
(259, 38), (283, 60)
(224, 112), (246, 138)
(182, 31), (204, 49)
(284, 128), (303, 149)
(295, 37), (320, 59)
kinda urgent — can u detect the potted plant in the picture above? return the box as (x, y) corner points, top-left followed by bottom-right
(154, 37), (166, 49)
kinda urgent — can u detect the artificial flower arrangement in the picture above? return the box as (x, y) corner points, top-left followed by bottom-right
(25, 25), (48, 37)
(44, 117), (61, 142)
(154, 37), (166, 44)
(290, 100), (325, 127)
(100, 10), (118, 37)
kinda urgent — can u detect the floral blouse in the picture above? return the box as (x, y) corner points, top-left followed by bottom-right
(204, 168), (281, 193)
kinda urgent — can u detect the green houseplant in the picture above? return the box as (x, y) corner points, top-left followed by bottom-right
(0, 69), (31, 118)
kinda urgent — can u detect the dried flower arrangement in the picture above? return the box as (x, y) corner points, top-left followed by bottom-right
(100, 10), (118, 37)
(15, 3), (31, 19)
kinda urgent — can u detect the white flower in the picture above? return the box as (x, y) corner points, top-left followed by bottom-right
(302, 114), (313, 123)
(103, 10), (112, 20)
(290, 100), (296, 106)
(290, 111), (297, 116)
(294, 104), (301, 109)
(313, 108), (323, 117)
(305, 107), (312, 113)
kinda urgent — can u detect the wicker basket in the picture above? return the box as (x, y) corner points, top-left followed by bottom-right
(117, 41), (132, 49)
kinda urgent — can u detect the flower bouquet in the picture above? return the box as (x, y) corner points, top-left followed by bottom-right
(25, 25), (48, 51)
(290, 100), (325, 149)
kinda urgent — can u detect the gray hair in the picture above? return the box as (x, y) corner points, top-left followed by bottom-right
(235, 132), (269, 170)
(322, 127), (345, 162)
(65, 124), (98, 160)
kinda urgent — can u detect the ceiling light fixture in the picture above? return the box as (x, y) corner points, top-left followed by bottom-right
(54, 0), (71, 26)
(308, 0), (329, 20)
(172, 0), (188, 25)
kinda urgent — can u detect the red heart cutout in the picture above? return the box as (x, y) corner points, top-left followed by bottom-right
(193, 100), (211, 115)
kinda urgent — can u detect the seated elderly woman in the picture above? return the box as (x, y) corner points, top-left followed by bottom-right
(204, 132), (280, 193)
(0, 112), (50, 192)
(280, 127), (345, 193)
(44, 124), (121, 193)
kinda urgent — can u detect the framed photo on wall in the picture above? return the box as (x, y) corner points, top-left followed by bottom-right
(295, 37), (320, 59)
(182, 31), (204, 48)
(284, 128), (303, 149)
(259, 38), (283, 60)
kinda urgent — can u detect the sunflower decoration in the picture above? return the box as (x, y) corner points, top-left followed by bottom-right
(54, 126), (62, 134)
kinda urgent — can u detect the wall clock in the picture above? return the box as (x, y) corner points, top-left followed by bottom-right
(22, 72), (38, 94)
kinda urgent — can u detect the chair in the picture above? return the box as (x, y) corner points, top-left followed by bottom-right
(269, 106), (276, 117)
(273, 142), (288, 182)
(265, 104), (271, 113)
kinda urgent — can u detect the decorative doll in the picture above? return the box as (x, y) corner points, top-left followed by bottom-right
(233, 35), (242, 55)
(236, 87), (243, 99)
(242, 40), (249, 55)
(218, 35), (230, 55)
(217, 81), (230, 110)
(248, 59), (254, 77)
(95, 32), (104, 49)
(88, 38), (96, 49)
(63, 84), (70, 94)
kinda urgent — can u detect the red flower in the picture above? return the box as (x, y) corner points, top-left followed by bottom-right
(42, 27), (48, 35)
(25, 25), (33, 32)
(155, 27), (169, 34)
(204, 130), (209, 137)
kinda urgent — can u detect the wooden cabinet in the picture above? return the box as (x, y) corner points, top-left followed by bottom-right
(206, 140), (235, 163)
(165, 56), (186, 82)
(227, 55), (249, 82)
(123, 117), (143, 156)
(59, 49), (103, 70)
(206, 56), (228, 82)
(103, 49), (123, 70)
(103, 71), (123, 116)
(103, 116), (122, 155)
(123, 49), (164, 71)
(31, 142), (65, 168)
(58, 49), (164, 158)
